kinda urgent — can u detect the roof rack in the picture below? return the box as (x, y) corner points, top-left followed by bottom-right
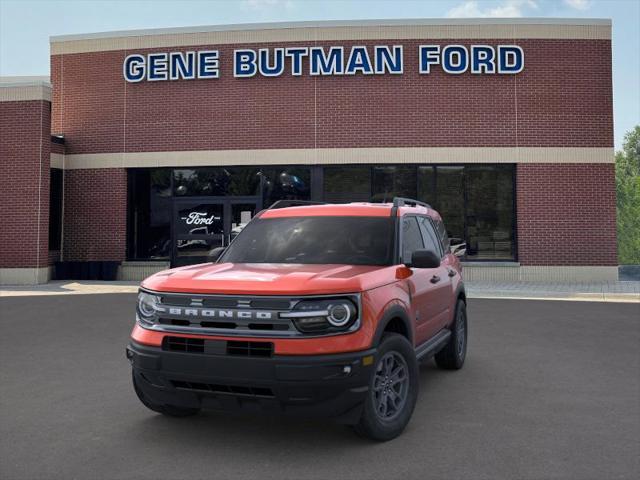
(392, 197), (432, 209)
(268, 200), (328, 209)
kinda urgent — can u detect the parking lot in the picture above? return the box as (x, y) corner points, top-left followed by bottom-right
(1, 294), (638, 480)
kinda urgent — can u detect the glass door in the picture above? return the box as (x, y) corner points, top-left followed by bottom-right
(229, 201), (259, 243)
(173, 201), (225, 267)
(171, 197), (260, 267)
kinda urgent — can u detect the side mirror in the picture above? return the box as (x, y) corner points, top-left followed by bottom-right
(407, 249), (441, 269)
(450, 240), (467, 258)
(208, 246), (226, 262)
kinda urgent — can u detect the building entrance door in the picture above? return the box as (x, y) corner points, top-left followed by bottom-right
(171, 197), (261, 267)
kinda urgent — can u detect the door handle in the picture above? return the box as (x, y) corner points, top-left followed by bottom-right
(430, 275), (441, 284)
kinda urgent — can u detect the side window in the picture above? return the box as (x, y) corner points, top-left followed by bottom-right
(418, 217), (443, 258)
(435, 220), (450, 252)
(402, 217), (424, 264)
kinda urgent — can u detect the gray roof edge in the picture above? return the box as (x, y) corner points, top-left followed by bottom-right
(0, 76), (51, 88)
(50, 18), (612, 43)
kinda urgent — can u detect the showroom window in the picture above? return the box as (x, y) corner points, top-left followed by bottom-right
(464, 165), (515, 260)
(323, 166), (371, 203)
(322, 163), (516, 261)
(260, 167), (311, 206)
(127, 166), (311, 261)
(127, 169), (172, 260)
(48, 168), (63, 251)
(372, 165), (416, 202)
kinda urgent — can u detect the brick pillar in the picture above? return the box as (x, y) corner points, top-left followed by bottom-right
(0, 81), (52, 284)
(516, 163), (617, 280)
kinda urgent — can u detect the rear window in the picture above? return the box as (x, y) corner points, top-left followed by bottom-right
(221, 216), (395, 266)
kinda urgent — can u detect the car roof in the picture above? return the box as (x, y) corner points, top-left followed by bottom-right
(259, 202), (442, 221)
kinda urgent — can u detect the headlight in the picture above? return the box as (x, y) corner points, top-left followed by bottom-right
(137, 291), (160, 324)
(282, 297), (358, 334)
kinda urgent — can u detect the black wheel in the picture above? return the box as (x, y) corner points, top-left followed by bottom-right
(435, 300), (467, 370)
(132, 371), (200, 417)
(354, 333), (419, 441)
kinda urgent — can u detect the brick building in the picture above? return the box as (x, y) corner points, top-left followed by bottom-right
(0, 18), (616, 284)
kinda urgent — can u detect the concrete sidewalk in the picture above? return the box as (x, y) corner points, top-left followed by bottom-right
(1, 279), (639, 302)
(466, 280), (640, 303)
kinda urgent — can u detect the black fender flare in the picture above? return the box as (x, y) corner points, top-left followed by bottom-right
(445, 282), (467, 329)
(371, 304), (414, 347)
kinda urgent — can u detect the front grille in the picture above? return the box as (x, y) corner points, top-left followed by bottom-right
(154, 294), (297, 336)
(227, 341), (273, 357)
(162, 336), (274, 357)
(171, 380), (274, 398)
(146, 292), (360, 338)
(163, 336), (204, 353)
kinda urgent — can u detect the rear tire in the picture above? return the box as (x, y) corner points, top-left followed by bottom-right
(435, 300), (467, 370)
(132, 371), (200, 417)
(354, 333), (419, 441)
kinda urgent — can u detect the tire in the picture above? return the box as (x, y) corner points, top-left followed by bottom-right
(132, 371), (200, 417)
(435, 300), (467, 370)
(354, 333), (419, 441)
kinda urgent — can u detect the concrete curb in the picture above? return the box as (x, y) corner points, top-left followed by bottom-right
(1, 280), (639, 303)
(468, 293), (640, 303)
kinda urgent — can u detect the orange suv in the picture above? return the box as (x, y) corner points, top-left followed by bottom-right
(127, 198), (467, 440)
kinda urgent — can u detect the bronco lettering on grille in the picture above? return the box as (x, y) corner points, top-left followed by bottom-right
(156, 306), (273, 320)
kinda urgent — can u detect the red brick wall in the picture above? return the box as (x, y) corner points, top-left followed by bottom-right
(517, 163), (617, 266)
(47, 35), (615, 268)
(51, 39), (613, 154)
(62, 168), (127, 261)
(0, 100), (50, 269)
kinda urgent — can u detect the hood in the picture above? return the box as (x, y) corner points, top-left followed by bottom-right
(141, 262), (398, 295)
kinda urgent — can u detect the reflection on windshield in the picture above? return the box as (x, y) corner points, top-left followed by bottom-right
(221, 217), (394, 266)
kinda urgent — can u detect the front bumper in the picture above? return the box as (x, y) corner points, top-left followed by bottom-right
(127, 340), (376, 423)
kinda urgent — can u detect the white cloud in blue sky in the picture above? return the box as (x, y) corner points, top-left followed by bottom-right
(0, 0), (637, 148)
(446, 0), (538, 18)
(563, 0), (591, 11)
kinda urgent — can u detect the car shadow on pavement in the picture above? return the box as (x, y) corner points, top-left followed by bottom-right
(123, 359), (450, 451)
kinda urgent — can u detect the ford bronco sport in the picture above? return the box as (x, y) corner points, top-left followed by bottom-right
(127, 198), (467, 441)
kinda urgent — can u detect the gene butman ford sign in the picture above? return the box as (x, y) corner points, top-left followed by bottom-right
(123, 44), (524, 82)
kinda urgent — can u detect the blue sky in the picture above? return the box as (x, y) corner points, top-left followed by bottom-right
(1, 0), (638, 149)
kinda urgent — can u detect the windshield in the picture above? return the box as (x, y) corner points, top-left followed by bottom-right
(220, 216), (395, 265)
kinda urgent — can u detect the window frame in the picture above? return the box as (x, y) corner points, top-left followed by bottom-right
(399, 214), (426, 265)
(417, 216), (445, 259)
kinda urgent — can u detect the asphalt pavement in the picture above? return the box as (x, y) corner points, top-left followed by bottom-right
(0, 294), (638, 480)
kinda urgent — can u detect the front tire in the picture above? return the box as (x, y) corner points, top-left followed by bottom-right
(132, 371), (200, 417)
(354, 333), (419, 441)
(435, 300), (467, 370)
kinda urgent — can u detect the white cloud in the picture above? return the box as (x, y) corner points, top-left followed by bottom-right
(446, 0), (538, 18)
(242, 0), (294, 10)
(563, 0), (591, 10)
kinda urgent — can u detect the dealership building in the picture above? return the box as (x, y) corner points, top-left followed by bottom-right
(0, 18), (617, 284)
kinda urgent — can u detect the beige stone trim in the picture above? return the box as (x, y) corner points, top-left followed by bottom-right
(51, 19), (611, 55)
(0, 84), (51, 102)
(0, 267), (50, 285)
(63, 147), (614, 170)
(462, 264), (618, 282)
(50, 153), (64, 169)
(118, 261), (170, 281)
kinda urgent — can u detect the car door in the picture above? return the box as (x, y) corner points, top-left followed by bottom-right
(400, 216), (443, 346)
(417, 216), (453, 332)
